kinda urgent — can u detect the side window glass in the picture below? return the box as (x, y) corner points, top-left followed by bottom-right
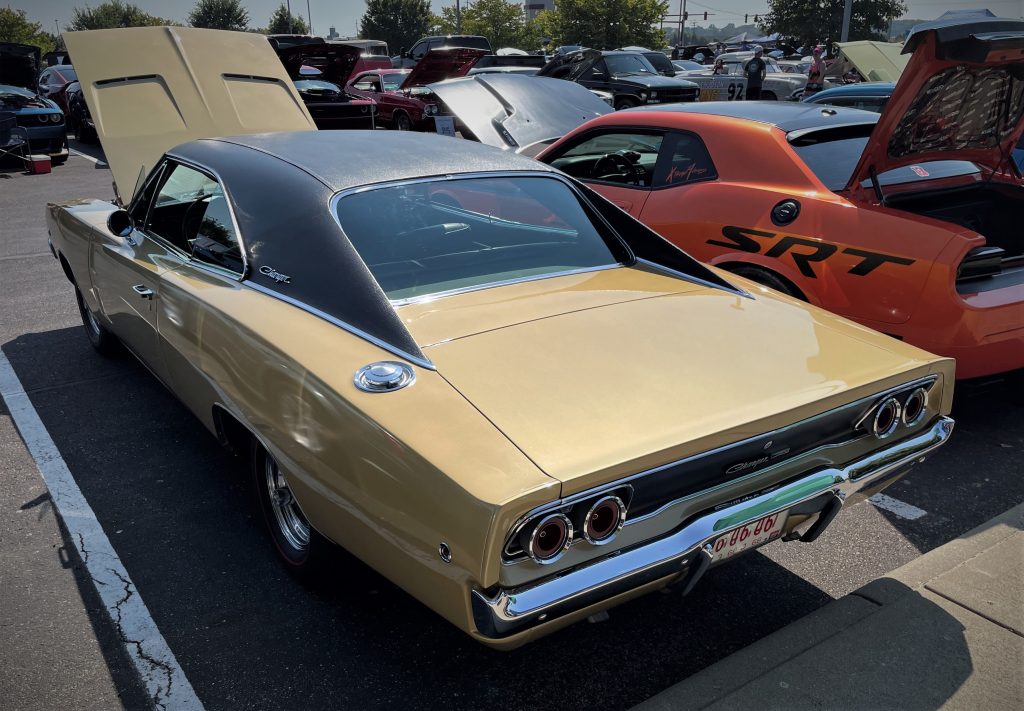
(653, 132), (718, 187)
(547, 131), (664, 188)
(128, 162), (166, 225)
(144, 163), (243, 272)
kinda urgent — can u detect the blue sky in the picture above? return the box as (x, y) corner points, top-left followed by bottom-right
(9, 0), (1022, 37)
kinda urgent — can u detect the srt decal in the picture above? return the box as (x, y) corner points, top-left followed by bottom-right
(710, 226), (915, 278)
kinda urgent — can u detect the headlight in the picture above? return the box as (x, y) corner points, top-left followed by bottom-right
(638, 91), (647, 100)
(51, 114), (62, 123)
(649, 91), (658, 99)
(424, 103), (438, 116)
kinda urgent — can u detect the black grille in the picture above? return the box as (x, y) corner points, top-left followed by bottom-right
(656, 88), (699, 104)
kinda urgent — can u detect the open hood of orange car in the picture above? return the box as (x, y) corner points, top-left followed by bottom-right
(845, 17), (1024, 193)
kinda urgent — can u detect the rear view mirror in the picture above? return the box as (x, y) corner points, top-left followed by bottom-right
(107, 209), (135, 237)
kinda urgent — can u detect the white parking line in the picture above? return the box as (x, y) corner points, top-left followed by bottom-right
(869, 492), (928, 520)
(69, 148), (107, 166)
(0, 351), (203, 710)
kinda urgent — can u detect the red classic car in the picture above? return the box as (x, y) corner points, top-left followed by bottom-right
(348, 47), (486, 131)
(538, 17), (1024, 379)
(277, 42), (377, 129)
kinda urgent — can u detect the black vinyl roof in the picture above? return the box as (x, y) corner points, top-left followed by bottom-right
(177, 130), (556, 193)
(624, 102), (880, 133)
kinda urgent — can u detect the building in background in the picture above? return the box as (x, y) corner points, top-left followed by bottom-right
(525, 1), (555, 21)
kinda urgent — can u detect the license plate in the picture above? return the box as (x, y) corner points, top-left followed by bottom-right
(710, 512), (788, 562)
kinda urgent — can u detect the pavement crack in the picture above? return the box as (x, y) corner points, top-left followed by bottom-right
(108, 568), (175, 709)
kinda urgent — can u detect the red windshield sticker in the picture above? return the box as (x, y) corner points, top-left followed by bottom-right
(910, 165), (929, 177)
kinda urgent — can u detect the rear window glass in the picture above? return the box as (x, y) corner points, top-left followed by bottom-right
(791, 133), (980, 191)
(334, 177), (619, 302)
(446, 37), (491, 51)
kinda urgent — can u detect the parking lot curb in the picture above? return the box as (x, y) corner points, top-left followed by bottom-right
(634, 503), (1024, 710)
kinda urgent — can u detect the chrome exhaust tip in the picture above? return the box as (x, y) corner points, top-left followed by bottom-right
(873, 397), (901, 439)
(902, 388), (927, 427)
(523, 513), (573, 564)
(582, 495), (626, 545)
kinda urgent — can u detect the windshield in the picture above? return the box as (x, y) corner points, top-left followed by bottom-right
(334, 176), (620, 301)
(791, 132), (981, 191)
(382, 73), (405, 90)
(604, 54), (656, 76)
(644, 53), (674, 73)
(54, 67), (77, 81)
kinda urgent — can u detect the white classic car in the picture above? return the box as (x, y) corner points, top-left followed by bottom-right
(677, 52), (809, 100)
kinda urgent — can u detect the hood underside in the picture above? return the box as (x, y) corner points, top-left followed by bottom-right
(64, 26), (316, 204)
(846, 17), (1024, 192)
(409, 267), (943, 494)
(0, 42), (41, 92)
(427, 73), (612, 153)
(538, 48), (602, 82)
(400, 47), (486, 89)
(278, 42), (361, 87)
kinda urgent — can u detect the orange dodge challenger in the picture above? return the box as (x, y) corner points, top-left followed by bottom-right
(537, 17), (1024, 379)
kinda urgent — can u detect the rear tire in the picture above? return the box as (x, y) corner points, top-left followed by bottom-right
(761, 91), (778, 101)
(729, 266), (804, 300)
(614, 98), (639, 111)
(252, 440), (333, 579)
(74, 286), (119, 355)
(74, 119), (94, 143)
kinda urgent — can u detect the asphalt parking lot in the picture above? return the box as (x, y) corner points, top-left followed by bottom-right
(2, 147), (1022, 711)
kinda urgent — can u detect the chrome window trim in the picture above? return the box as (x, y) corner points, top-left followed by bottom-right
(501, 374), (939, 563)
(164, 152), (250, 279)
(636, 257), (751, 299)
(243, 280), (436, 371)
(389, 264), (622, 307)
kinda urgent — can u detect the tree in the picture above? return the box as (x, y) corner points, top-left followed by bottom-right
(67, 1), (171, 31)
(188, 0), (249, 31)
(0, 8), (57, 53)
(433, 0), (530, 50)
(548, 0), (668, 50)
(760, 0), (907, 48)
(360, 0), (431, 56)
(266, 3), (309, 34)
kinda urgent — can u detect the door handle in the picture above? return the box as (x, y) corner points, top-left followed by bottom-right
(132, 284), (154, 300)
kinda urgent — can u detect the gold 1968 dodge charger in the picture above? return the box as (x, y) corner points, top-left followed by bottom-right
(48, 27), (955, 648)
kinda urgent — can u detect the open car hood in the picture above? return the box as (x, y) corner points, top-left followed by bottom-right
(64, 27), (315, 204)
(400, 47), (486, 89)
(845, 17), (1024, 193)
(427, 73), (612, 154)
(278, 42), (361, 87)
(0, 42), (41, 92)
(825, 40), (910, 82)
(537, 48), (602, 82)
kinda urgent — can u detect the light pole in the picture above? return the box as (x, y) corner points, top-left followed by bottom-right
(286, 0), (294, 33)
(307, 0), (313, 35)
(457, 0), (462, 34)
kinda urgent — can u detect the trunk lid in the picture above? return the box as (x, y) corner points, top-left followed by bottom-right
(63, 27), (315, 204)
(845, 17), (1024, 194)
(420, 269), (941, 494)
(427, 73), (611, 154)
(399, 47), (486, 89)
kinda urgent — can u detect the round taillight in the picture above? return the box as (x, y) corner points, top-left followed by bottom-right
(525, 513), (572, 564)
(583, 495), (626, 545)
(902, 388), (927, 426)
(873, 397), (901, 439)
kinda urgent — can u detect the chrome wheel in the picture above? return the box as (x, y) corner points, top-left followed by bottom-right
(263, 455), (310, 552)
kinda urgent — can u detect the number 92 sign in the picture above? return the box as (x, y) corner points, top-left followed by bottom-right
(697, 77), (747, 101)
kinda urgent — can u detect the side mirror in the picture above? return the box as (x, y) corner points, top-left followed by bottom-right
(107, 209), (134, 237)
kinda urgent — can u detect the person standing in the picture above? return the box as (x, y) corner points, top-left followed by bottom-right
(805, 46), (827, 96)
(745, 46), (767, 100)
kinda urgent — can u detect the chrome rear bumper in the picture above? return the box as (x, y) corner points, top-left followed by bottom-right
(472, 416), (954, 639)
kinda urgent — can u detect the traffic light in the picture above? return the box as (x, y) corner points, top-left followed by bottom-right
(683, 11), (688, 20)
(704, 12), (708, 20)
(754, 14), (760, 22)
(744, 14), (748, 23)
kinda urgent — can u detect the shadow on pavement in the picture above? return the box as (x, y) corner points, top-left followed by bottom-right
(2, 327), (871, 710)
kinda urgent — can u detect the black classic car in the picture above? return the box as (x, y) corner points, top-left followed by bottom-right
(539, 49), (700, 110)
(64, 80), (96, 142)
(277, 43), (377, 129)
